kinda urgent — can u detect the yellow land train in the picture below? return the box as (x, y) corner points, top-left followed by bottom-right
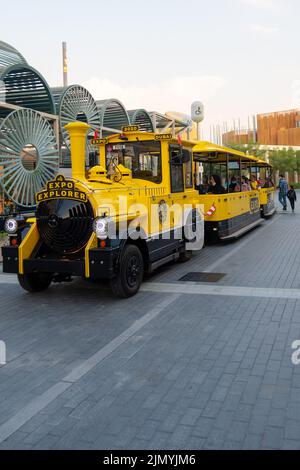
(193, 142), (275, 241)
(255, 159), (276, 218)
(2, 123), (204, 298)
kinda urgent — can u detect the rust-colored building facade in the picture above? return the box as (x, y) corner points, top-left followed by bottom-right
(257, 109), (300, 146)
(222, 130), (255, 146)
(222, 109), (300, 147)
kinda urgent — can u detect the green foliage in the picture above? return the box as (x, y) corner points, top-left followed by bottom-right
(227, 142), (267, 159)
(227, 142), (300, 174)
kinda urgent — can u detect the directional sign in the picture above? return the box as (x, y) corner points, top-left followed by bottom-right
(91, 138), (108, 145)
(122, 125), (140, 133)
(191, 102), (204, 123)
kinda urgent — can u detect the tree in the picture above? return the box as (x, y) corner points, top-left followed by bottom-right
(227, 142), (299, 179)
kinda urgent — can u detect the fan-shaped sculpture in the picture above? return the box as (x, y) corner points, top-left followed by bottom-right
(52, 85), (100, 150)
(0, 108), (59, 207)
(0, 64), (55, 119)
(0, 40), (27, 68)
(128, 109), (154, 132)
(96, 99), (129, 136)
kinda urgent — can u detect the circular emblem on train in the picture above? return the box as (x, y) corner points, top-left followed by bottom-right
(158, 200), (168, 224)
(48, 214), (59, 228)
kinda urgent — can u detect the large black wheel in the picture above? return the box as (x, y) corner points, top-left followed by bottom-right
(178, 247), (193, 263)
(18, 273), (53, 293)
(110, 244), (144, 298)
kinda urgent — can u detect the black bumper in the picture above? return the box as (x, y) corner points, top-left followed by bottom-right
(2, 247), (19, 274)
(2, 246), (120, 280)
(89, 247), (119, 279)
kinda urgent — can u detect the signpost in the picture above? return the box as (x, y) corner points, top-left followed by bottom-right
(191, 101), (204, 141)
(191, 102), (205, 185)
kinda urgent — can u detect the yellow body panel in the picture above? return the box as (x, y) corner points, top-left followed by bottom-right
(200, 191), (260, 222)
(85, 233), (98, 278)
(19, 223), (40, 274)
(259, 187), (275, 206)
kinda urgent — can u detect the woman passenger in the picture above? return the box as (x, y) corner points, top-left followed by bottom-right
(208, 175), (226, 194)
(241, 176), (251, 192)
(229, 176), (241, 192)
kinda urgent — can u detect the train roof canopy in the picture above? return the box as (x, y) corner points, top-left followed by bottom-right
(193, 141), (260, 164)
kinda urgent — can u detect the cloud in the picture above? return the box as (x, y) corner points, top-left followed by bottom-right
(82, 76), (225, 115)
(249, 23), (279, 34)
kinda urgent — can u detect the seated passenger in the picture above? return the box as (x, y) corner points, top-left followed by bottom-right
(250, 175), (258, 190)
(241, 176), (251, 192)
(229, 176), (241, 193)
(208, 175), (226, 194)
(263, 177), (274, 188)
(195, 176), (209, 194)
(257, 178), (263, 189)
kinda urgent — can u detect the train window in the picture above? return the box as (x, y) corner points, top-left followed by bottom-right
(105, 141), (162, 184)
(183, 150), (193, 188)
(170, 146), (184, 193)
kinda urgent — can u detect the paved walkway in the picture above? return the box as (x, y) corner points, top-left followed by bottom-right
(0, 203), (300, 449)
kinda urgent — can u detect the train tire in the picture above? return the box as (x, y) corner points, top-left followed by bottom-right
(178, 248), (193, 263)
(18, 273), (53, 293)
(110, 244), (144, 298)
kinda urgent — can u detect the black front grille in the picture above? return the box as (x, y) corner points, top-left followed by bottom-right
(36, 199), (94, 255)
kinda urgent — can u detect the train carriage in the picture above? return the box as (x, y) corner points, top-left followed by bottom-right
(193, 142), (275, 241)
(254, 159), (276, 218)
(1, 124), (276, 297)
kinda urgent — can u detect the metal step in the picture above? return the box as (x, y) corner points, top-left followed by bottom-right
(148, 252), (180, 273)
(220, 219), (263, 240)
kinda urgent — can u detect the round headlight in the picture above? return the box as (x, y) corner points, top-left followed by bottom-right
(93, 217), (109, 239)
(4, 218), (18, 234)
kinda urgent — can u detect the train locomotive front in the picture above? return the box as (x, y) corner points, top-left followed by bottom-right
(2, 122), (204, 297)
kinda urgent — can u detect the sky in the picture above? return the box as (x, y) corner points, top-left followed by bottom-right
(0, 0), (299, 138)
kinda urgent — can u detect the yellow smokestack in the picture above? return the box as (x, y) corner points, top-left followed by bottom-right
(65, 122), (90, 181)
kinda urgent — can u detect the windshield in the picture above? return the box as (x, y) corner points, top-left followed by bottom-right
(106, 141), (162, 184)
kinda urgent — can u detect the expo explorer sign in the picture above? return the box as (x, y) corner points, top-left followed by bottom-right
(35, 175), (87, 204)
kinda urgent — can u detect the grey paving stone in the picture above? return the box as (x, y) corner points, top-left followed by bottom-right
(234, 404), (253, 422)
(243, 433), (263, 450)
(201, 401), (223, 419)
(227, 421), (248, 443)
(268, 409), (286, 428)
(180, 408), (202, 426)
(192, 418), (215, 438)
(285, 421), (300, 441)
(1, 213), (300, 449)
(167, 425), (192, 447)
(282, 440), (300, 450)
